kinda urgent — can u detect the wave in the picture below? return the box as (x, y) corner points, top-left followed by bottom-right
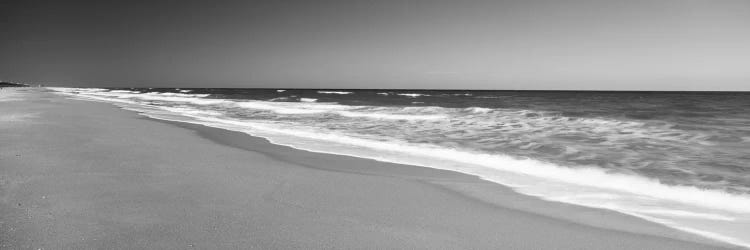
(50, 89), (140, 104)
(235, 101), (329, 115)
(318, 91), (353, 95)
(277, 89), (286, 92)
(466, 107), (492, 113)
(55, 88), (453, 119)
(397, 93), (429, 97)
(267, 97), (289, 102)
(234, 101), (449, 120)
(160, 106), (224, 116)
(142, 92), (210, 98)
(336, 111), (446, 120)
(0, 92), (24, 102)
(48, 88), (713, 147)
(136, 95), (225, 105)
(109, 90), (140, 93)
(65, 87), (109, 92)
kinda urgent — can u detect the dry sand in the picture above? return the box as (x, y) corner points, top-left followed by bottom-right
(0, 88), (738, 249)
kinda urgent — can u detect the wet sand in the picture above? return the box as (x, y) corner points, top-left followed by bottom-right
(0, 88), (737, 249)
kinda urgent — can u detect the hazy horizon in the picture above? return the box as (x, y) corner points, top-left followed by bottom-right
(2, 0), (749, 91)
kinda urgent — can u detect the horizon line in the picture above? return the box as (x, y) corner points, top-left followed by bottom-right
(44, 86), (750, 93)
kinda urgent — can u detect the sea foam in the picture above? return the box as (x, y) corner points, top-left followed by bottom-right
(397, 93), (429, 97)
(318, 91), (353, 95)
(336, 111), (446, 120)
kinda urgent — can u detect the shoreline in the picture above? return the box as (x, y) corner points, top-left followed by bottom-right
(155, 117), (734, 248)
(1, 88), (738, 249)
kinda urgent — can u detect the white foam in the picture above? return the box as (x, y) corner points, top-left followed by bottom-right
(300, 98), (317, 102)
(234, 101), (332, 114)
(142, 92), (210, 98)
(0, 90), (25, 102)
(267, 97), (289, 102)
(52, 90), (140, 104)
(159, 106), (223, 116)
(466, 107), (492, 113)
(318, 91), (352, 95)
(397, 93), (429, 97)
(336, 111), (446, 121)
(277, 89), (286, 92)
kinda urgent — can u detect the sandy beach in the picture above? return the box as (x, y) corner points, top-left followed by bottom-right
(0, 88), (737, 249)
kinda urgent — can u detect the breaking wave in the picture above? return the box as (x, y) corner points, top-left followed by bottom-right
(397, 93), (430, 97)
(318, 91), (353, 95)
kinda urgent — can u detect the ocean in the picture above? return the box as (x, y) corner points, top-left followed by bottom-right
(50, 87), (750, 247)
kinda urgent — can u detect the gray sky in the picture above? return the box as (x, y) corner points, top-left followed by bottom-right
(2, 0), (749, 90)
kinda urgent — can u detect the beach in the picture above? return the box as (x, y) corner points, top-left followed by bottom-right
(0, 88), (737, 249)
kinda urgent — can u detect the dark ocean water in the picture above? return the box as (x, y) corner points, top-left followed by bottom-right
(51, 87), (750, 247)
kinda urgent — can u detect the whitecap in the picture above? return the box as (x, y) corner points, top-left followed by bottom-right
(318, 91), (352, 95)
(397, 93), (429, 97)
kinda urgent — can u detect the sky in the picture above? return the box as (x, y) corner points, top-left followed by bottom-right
(1, 0), (749, 90)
